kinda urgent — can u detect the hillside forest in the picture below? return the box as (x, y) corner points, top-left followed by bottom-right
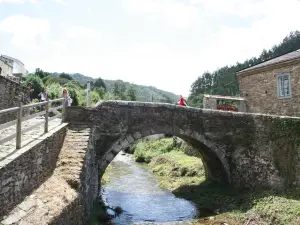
(188, 31), (300, 107)
(22, 70), (179, 106)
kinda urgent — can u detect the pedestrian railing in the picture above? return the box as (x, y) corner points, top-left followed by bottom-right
(0, 98), (66, 149)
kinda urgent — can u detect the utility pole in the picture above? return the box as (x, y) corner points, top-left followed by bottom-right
(86, 82), (91, 107)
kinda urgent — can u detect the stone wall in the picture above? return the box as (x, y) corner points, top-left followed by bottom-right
(0, 124), (67, 219)
(65, 101), (300, 190)
(238, 61), (300, 116)
(1, 124), (98, 225)
(0, 75), (30, 124)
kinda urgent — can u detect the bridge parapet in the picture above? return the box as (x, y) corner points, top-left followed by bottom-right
(65, 101), (300, 190)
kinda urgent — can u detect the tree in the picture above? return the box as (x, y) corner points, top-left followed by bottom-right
(25, 75), (44, 99)
(96, 87), (105, 99)
(93, 78), (106, 91)
(35, 68), (50, 79)
(59, 73), (73, 80)
(127, 86), (137, 101)
(113, 80), (127, 100)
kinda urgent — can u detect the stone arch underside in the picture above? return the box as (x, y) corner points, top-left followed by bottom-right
(94, 128), (230, 185)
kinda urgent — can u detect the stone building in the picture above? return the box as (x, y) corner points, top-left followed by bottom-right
(237, 49), (300, 117)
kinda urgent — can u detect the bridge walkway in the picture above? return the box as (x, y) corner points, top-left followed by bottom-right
(0, 117), (62, 162)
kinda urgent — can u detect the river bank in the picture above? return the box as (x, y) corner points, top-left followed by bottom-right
(130, 138), (300, 225)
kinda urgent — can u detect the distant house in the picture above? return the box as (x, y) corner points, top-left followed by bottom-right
(0, 55), (26, 80)
(0, 57), (13, 77)
(237, 49), (300, 117)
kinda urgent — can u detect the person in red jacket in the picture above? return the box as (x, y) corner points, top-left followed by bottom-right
(177, 95), (188, 106)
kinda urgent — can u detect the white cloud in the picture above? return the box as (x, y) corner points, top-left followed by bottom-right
(0, 0), (36, 3)
(124, 0), (201, 29)
(0, 15), (50, 50)
(200, 0), (300, 70)
(55, 0), (67, 5)
(66, 26), (101, 40)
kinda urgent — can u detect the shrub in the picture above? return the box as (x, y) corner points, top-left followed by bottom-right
(25, 75), (44, 99)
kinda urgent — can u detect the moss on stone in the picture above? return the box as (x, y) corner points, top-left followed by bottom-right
(266, 117), (300, 188)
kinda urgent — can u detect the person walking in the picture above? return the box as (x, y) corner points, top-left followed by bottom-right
(62, 88), (72, 107)
(27, 82), (34, 102)
(38, 87), (48, 111)
(177, 95), (188, 107)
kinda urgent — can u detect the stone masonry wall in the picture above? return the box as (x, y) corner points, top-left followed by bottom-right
(0, 124), (67, 219)
(65, 101), (300, 190)
(238, 62), (300, 116)
(0, 75), (30, 124)
(1, 124), (98, 225)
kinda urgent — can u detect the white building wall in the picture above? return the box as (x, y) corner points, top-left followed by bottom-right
(0, 59), (13, 77)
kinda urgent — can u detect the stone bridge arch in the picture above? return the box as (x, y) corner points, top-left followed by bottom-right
(98, 129), (230, 184)
(65, 100), (300, 190)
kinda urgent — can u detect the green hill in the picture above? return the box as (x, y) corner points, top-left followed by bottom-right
(68, 73), (179, 103)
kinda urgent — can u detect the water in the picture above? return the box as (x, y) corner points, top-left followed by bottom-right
(101, 152), (199, 225)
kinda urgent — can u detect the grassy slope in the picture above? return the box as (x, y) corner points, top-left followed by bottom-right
(133, 138), (300, 225)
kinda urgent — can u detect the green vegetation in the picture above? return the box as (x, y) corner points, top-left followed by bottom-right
(131, 138), (300, 225)
(101, 165), (112, 185)
(133, 138), (176, 163)
(188, 31), (300, 107)
(23, 70), (178, 105)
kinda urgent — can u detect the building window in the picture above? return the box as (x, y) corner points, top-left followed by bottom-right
(277, 73), (291, 98)
(0, 67), (2, 75)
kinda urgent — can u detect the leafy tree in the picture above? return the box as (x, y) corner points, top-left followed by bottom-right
(93, 78), (106, 91)
(127, 86), (137, 101)
(59, 73), (73, 80)
(47, 83), (61, 100)
(113, 80), (127, 100)
(91, 91), (100, 104)
(25, 75), (44, 99)
(45, 77), (70, 86)
(96, 87), (105, 99)
(35, 68), (51, 79)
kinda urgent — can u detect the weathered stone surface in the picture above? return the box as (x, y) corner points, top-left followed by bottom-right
(0, 76), (30, 124)
(1, 124), (97, 225)
(64, 101), (300, 191)
(0, 123), (67, 219)
(239, 61), (300, 116)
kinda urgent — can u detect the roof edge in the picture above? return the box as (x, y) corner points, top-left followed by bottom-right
(237, 57), (300, 77)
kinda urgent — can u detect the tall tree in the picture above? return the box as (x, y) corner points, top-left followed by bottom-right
(127, 86), (137, 101)
(113, 80), (127, 100)
(93, 78), (106, 91)
(59, 73), (73, 80)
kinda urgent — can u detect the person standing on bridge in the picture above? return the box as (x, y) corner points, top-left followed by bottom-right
(38, 87), (48, 111)
(62, 88), (72, 107)
(27, 82), (34, 102)
(177, 95), (188, 107)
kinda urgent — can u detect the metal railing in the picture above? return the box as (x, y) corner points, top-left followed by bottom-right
(0, 97), (66, 149)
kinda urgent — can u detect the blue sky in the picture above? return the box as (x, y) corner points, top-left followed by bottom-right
(1, 0), (300, 96)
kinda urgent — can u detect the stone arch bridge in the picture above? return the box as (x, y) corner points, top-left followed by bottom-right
(2, 101), (300, 224)
(65, 101), (300, 190)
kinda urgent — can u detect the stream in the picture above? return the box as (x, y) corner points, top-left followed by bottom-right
(100, 151), (199, 225)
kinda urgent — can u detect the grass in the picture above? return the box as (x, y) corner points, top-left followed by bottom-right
(133, 138), (176, 163)
(101, 165), (112, 185)
(149, 150), (205, 191)
(133, 138), (300, 225)
(87, 200), (111, 225)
